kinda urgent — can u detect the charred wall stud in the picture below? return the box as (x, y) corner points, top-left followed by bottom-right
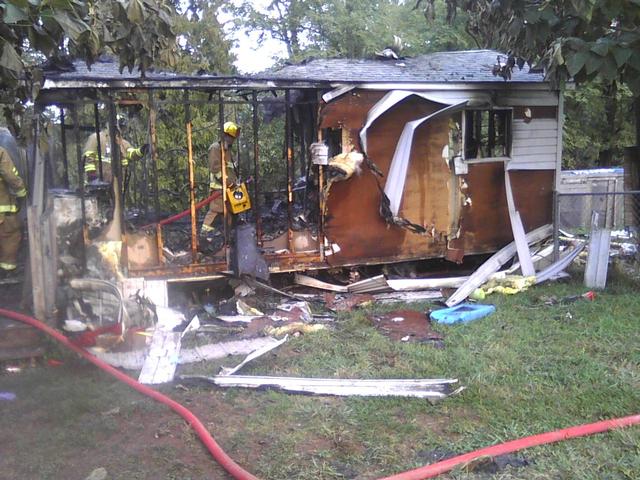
(252, 91), (262, 244)
(71, 104), (88, 272)
(219, 91), (229, 260)
(184, 91), (198, 263)
(286, 89), (294, 250)
(316, 91), (326, 261)
(93, 102), (104, 181)
(148, 91), (164, 264)
(59, 107), (69, 189)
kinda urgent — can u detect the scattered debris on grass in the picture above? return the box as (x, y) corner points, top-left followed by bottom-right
(323, 293), (374, 311)
(92, 336), (283, 370)
(538, 291), (597, 306)
(273, 301), (313, 322)
(430, 303), (496, 325)
(182, 375), (463, 402)
(84, 467), (108, 480)
(219, 336), (288, 376)
(236, 299), (264, 316)
(371, 310), (444, 345)
(57, 228), (609, 387)
(446, 224), (553, 307)
(294, 273), (388, 294)
(264, 322), (326, 337)
(373, 290), (442, 303)
(138, 328), (182, 384)
(534, 241), (585, 285)
(0, 392), (17, 401)
(470, 275), (535, 300)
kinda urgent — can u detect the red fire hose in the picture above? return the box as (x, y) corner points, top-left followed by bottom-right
(379, 413), (640, 480)
(141, 178), (253, 229)
(1, 307), (638, 480)
(141, 191), (222, 229)
(0, 308), (258, 480)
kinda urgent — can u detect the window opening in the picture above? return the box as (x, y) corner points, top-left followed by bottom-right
(464, 109), (511, 159)
(324, 127), (342, 158)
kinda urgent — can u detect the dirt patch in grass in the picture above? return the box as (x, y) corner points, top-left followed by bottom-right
(0, 360), (259, 480)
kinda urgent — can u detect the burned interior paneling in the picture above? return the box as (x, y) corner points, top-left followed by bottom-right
(321, 91), (458, 263)
(321, 89), (554, 264)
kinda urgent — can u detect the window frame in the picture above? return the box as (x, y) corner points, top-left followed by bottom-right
(461, 107), (513, 164)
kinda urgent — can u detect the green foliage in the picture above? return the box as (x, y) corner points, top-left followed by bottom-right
(0, 0), (178, 129)
(173, 0), (234, 74)
(563, 81), (635, 168)
(417, 0), (640, 159)
(227, 0), (474, 63)
(418, 0), (640, 95)
(89, 0), (178, 74)
(150, 91), (220, 213)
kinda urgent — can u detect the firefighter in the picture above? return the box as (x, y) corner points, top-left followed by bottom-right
(0, 146), (27, 278)
(200, 121), (239, 237)
(83, 114), (146, 183)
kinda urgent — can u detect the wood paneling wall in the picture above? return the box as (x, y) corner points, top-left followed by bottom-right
(320, 89), (554, 265)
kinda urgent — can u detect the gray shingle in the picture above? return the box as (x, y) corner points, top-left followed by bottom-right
(43, 50), (545, 86)
(44, 56), (181, 81)
(266, 50), (545, 84)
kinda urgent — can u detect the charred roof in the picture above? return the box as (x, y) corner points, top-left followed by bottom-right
(39, 50), (547, 99)
(267, 50), (546, 84)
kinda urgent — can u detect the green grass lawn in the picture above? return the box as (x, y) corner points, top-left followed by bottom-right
(1, 273), (639, 479)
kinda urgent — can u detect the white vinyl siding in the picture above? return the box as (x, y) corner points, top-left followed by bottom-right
(508, 118), (558, 170)
(495, 91), (559, 107)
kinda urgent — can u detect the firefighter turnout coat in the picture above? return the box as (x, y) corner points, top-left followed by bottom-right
(0, 146), (27, 271)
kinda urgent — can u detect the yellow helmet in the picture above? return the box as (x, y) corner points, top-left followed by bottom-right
(223, 121), (239, 138)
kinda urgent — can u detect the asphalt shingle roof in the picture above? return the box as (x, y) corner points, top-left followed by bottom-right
(42, 50), (545, 87)
(267, 50), (546, 84)
(43, 56), (181, 81)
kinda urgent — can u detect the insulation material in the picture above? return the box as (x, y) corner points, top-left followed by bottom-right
(445, 224), (552, 307)
(86, 240), (123, 281)
(322, 152), (365, 209)
(328, 152), (364, 180)
(384, 101), (468, 216)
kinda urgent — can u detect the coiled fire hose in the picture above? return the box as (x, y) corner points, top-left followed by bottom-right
(1, 307), (638, 480)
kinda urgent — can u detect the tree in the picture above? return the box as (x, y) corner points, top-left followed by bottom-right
(227, 0), (474, 64)
(0, 0), (178, 126)
(417, 0), (640, 147)
(174, 0), (234, 74)
(418, 1), (640, 88)
(564, 81), (634, 167)
(229, 0), (312, 61)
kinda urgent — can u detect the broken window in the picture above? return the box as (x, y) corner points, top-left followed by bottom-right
(463, 109), (511, 160)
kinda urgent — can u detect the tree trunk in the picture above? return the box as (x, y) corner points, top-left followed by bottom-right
(597, 82), (617, 166)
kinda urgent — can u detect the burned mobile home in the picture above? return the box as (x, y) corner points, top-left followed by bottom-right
(28, 49), (562, 320)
